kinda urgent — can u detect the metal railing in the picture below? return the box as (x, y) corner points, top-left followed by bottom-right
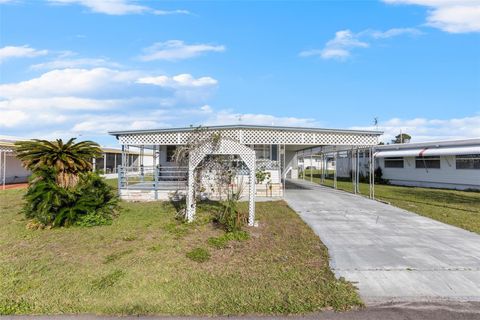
(118, 165), (188, 190)
(256, 159), (280, 170)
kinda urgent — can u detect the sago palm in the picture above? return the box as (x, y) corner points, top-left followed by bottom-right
(15, 138), (102, 188)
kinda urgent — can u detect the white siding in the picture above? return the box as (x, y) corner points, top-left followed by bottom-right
(3, 155), (30, 183)
(379, 156), (480, 190)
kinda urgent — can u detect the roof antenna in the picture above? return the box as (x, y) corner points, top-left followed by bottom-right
(373, 117), (379, 131)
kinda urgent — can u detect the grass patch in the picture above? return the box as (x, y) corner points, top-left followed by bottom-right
(208, 230), (250, 249)
(0, 187), (361, 315)
(104, 249), (133, 264)
(0, 298), (32, 315)
(122, 235), (137, 241)
(186, 247), (211, 263)
(301, 170), (480, 234)
(92, 270), (126, 290)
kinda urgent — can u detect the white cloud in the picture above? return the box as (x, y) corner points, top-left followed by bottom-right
(204, 110), (318, 127)
(300, 27), (420, 60)
(139, 40), (225, 62)
(300, 30), (368, 60)
(47, 0), (190, 16)
(0, 0), (16, 4)
(200, 105), (213, 113)
(0, 67), (221, 141)
(71, 115), (169, 133)
(368, 27), (423, 39)
(383, 0), (480, 33)
(137, 74), (218, 88)
(0, 68), (139, 98)
(153, 9), (191, 16)
(30, 57), (121, 70)
(351, 115), (480, 142)
(0, 45), (48, 63)
(0, 110), (28, 127)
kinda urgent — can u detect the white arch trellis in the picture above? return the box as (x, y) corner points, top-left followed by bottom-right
(186, 138), (256, 226)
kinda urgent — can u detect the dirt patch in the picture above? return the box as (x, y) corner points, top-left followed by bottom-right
(1, 183), (28, 190)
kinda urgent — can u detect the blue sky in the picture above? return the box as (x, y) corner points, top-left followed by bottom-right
(0, 0), (479, 146)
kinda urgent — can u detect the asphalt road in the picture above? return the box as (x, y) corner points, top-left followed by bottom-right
(2, 301), (480, 320)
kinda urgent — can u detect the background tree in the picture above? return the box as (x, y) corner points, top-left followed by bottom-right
(392, 133), (411, 144)
(15, 138), (101, 188)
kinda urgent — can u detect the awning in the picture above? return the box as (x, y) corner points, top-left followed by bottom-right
(422, 146), (480, 156)
(375, 149), (425, 157)
(375, 146), (480, 158)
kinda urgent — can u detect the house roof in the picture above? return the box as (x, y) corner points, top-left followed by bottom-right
(375, 138), (480, 151)
(109, 124), (383, 136)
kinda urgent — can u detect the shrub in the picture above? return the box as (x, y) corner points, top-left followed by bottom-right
(374, 167), (388, 184)
(23, 169), (118, 227)
(186, 247), (211, 263)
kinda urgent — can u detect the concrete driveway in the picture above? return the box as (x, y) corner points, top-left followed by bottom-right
(284, 179), (480, 304)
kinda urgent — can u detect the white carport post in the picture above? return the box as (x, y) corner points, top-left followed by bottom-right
(103, 152), (107, 173)
(1, 150), (5, 190)
(310, 148), (313, 182)
(352, 147), (357, 194)
(356, 148), (360, 194)
(368, 147), (375, 199)
(333, 151), (337, 189)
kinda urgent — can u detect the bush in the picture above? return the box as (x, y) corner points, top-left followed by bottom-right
(23, 169), (118, 227)
(186, 247), (211, 263)
(374, 167), (388, 184)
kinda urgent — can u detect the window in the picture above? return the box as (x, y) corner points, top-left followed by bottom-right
(253, 145), (270, 160)
(166, 146), (176, 162)
(271, 144), (278, 161)
(384, 157), (404, 168)
(456, 154), (480, 170)
(416, 156), (440, 169)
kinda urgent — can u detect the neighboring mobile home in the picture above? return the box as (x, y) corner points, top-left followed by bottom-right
(0, 137), (151, 188)
(374, 139), (480, 190)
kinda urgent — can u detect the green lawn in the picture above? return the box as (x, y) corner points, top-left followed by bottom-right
(300, 170), (480, 234)
(0, 187), (361, 315)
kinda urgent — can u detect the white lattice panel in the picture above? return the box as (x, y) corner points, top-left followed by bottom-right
(0, 146), (14, 153)
(186, 138), (256, 226)
(117, 128), (379, 146)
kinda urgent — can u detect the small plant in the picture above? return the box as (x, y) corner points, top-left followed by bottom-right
(76, 212), (112, 227)
(186, 247), (211, 263)
(214, 185), (247, 232)
(255, 169), (271, 184)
